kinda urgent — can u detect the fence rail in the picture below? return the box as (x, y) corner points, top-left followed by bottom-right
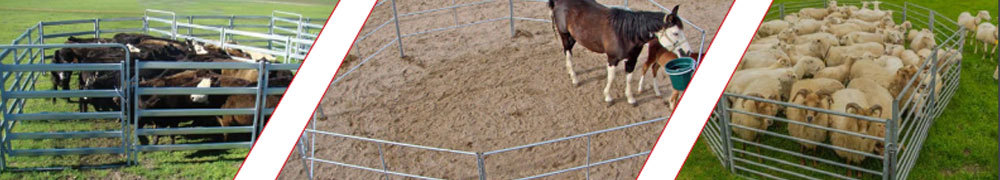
(707, 1), (963, 179)
(0, 10), (323, 171)
(299, 0), (699, 179)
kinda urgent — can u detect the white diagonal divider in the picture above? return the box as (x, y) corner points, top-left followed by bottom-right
(636, 0), (772, 179)
(234, 0), (378, 179)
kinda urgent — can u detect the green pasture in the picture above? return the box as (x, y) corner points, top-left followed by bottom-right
(679, 0), (998, 179)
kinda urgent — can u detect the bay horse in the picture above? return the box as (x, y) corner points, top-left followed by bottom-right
(550, 0), (691, 105)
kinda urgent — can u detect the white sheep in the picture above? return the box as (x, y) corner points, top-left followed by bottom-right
(875, 55), (904, 73)
(787, 78), (843, 165)
(899, 50), (920, 67)
(847, 77), (892, 156)
(739, 49), (791, 70)
(759, 19), (791, 37)
(727, 68), (798, 100)
(840, 31), (887, 45)
(885, 44), (905, 57)
(851, 57), (905, 88)
(975, 22), (998, 58)
(778, 30), (839, 48)
(780, 40), (829, 59)
(823, 23), (870, 37)
(850, 3), (889, 22)
(815, 54), (860, 83)
(909, 29), (937, 51)
(826, 42), (885, 66)
(959, 11), (993, 38)
(798, 7), (830, 20)
(829, 88), (882, 177)
(731, 78), (783, 158)
(792, 19), (825, 35)
(844, 19), (882, 32)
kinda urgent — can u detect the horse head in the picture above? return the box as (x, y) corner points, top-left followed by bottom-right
(655, 5), (692, 57)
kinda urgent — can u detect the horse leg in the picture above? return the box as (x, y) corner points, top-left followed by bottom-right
(559, 33), (578, 86)
(623, 48), (642, 106)
(638, 52), (656, 94)
(652, 64), (662, 96)
(604, 65), (616, 104)
(565, 51), (579, 85)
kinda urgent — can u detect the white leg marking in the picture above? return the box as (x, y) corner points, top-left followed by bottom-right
(653, 77), (662, 96)
(625, 72), (636, 105)
(637, 74), (645, 94)
(565, 51), (578, 85)
(604, 66), (615, 103)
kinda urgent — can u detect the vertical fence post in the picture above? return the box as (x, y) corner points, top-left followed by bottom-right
(508, 0), (515, 37)
(390, 0), (405, 57)
(286, 37), (292, 63)
(902, 3), (908, 23)
(477, 153), (487, 180)
(268, 15), (275, 50)
(188, 16), (194, 36)
(94, 19), (101, 39)
(378, 143), (390, 180)
(120, 49), (131, 167)
(251, 61), (266, 142)
(928, 11), (935, 34)
(220, 28), (227, 50)
(0, 47), (6, 171)
(885, 100), (900, 180)
(779, 3), (785, 18)
(624, 0), (628, 8)
(171, 13), (178, 39)
(586, 136), (592, 180)
(451, 0), (459, 26)
(309, 107), (317, 180)
(131, 58), (141, 165)
(719, 98), (736, 173)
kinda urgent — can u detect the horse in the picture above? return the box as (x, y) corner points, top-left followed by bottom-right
(637, 38), (704, 109)
(550, 0), (691, 105)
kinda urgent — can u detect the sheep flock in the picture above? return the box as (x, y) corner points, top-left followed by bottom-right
(725, 0), (985, 177)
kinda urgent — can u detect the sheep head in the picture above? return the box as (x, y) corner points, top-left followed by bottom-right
(791, 89), (834, 123)
(889, 64), (919, 96)
(978, 10), (992, 21)
(794, 56), (824, 78)
(746, 93), (780, 126)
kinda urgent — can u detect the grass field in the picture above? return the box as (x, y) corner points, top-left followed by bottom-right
(678, 0), (998, 179)
(0, 0), (333, 179)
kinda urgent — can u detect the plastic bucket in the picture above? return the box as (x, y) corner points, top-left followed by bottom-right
(665, 57), (696, 91)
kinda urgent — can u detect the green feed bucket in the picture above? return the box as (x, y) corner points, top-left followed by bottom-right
(665, 57), (696, 91)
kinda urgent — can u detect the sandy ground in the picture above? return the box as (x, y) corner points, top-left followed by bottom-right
(279, 0), (730, 179)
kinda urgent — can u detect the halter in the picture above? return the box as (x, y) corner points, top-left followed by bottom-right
(656, 28), (690, 57)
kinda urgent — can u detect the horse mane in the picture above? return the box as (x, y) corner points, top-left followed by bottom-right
(608, 8), (667, 46)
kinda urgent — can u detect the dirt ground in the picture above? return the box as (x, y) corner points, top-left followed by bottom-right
(279, 0), (730, 179)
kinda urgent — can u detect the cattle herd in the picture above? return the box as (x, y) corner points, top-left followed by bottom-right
(50, 33), (293, 145)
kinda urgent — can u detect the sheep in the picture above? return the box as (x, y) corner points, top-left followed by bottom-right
(826, 42), (885, 66)
(780, 39), (828, 59)
(844, 19), (882, 32)
(840, 31), (887, 45)
(748, 42), (780, 51)
(958, 12), (980, 36)
(784, 14), (801, 22)
(791, 56), (826, 79)
(875, 55), (904, 73)
(759, 19), (792, 37)
(792, 19), (825, 35)
(787, 78), (844, 165)
(726, 68), (798, 102)
(850, 57), (904, 88)
(778, 29), (839, 48)
(850, 3), (889, 22)
(731, 78), (783, 161)
(823, 23), (869, 37)
(899, 50), (920, 67)
(907, 28), (932, 42)
(739, 49), (791, 70)
(909, 30), (937, 51)
(885, 44), (905, 57)
(815, 53), (867, 83)
(975, 22), (998, 58)
(798, 7), (829, 20)
(829, 88), (883, 177)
